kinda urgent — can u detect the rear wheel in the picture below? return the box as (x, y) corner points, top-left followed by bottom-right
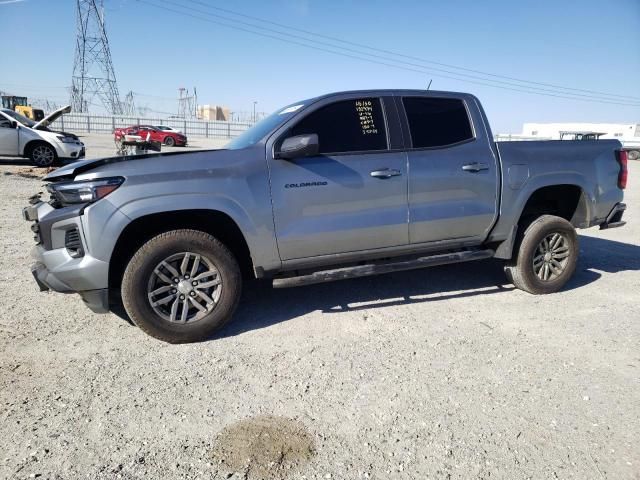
(121, 229), (242, 343)
(28, 142), (57, 167)
(504, 215), (578, 295)
(164, 136), (175, 146)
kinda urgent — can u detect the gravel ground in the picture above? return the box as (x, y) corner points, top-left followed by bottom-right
(77, 133), (229, 159)
(0, 132), (228, 165)
(0, 149), (639, 479)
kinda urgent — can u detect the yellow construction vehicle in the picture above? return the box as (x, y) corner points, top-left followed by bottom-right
(1, 95), (45, 121)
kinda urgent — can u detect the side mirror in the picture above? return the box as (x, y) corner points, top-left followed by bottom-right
(10, 121), (17, 129)
(277, 133), (319, 160)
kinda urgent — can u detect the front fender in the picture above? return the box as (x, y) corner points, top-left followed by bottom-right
(118, 193), (259, 238)
(82, 193), (281, 272)
(123, 194), (280, 271)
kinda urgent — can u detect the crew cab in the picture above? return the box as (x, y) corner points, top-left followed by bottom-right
(114, 124), (187, 147)
(23, 90), (628, 343)
(0, 106), (85, 167)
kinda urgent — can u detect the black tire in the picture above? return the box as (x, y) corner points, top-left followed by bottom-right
(27, 141), (57, 167)
(121, 229), (242, 343)
(164, 136), (175, 146)
(504, 215), (578, 295)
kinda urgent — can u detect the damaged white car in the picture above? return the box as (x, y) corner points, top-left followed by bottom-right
(0, 105), (85, 167)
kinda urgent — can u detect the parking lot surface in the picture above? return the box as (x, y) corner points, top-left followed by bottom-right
(0, 132), (228, 165)
(0, 150), (638, 479)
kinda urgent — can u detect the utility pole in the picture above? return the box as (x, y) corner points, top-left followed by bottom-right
(193, 87), (198, 119)
(70, 0), (123, 114)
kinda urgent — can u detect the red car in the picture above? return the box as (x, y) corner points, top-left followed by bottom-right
(114, 124), (187, 147)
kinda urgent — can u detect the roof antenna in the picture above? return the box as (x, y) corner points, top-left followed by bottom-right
(426, 79), (433, 90)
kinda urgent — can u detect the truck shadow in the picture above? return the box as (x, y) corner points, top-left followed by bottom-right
(218, 235), (639, 339)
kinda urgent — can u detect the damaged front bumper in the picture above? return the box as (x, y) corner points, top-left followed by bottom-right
(24, 196), (110, 314)
(29, 246), (110, 314)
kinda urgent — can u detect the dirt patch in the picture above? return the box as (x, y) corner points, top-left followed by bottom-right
(3, 166), (54, 180)
(211, 415), (314, 479)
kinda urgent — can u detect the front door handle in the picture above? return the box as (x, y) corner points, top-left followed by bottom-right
(370, 168), (402, 179)
(462, 162), (489, 172)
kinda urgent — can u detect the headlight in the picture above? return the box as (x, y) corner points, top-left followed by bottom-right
(47, 177), (124, 206)
(57, 135), (77, 143)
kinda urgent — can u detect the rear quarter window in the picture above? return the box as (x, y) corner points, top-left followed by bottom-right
(402, 97), (473, 148)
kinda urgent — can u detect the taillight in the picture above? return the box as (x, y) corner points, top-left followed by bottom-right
(616, 150), (628, 189)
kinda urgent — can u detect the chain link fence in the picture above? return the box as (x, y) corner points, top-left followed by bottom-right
(49, 113), (254, 139)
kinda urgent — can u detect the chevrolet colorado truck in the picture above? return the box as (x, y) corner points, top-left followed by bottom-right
(23, 90), (628, 343)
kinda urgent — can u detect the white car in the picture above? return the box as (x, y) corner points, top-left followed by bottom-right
(155, 125), (183, 134)
(0, 105), (85, 167)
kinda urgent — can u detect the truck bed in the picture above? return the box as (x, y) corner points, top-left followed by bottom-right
(489, 139), (624, 241)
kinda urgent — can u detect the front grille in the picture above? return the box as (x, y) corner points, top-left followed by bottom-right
(65, 228), (84, 258)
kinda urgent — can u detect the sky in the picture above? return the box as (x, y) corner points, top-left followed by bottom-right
(0, 0), (639, 132)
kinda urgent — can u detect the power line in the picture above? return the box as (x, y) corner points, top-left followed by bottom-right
(172, 0), (640, 104)
(0, 82), (69, 90)
(183, 0), (640, 103)
(132, 91), (179, 101)
(136, 0), (640, 107)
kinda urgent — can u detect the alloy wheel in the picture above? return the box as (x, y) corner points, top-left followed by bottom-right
(147, 252), (222, 323)
(532, 232), (570, 281)
(32, 145), (55, 166)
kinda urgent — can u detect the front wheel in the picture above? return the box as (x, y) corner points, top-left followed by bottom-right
(121, 229), (242, 343)
(504, 215), (578, 295)
(164, 136), (175, 146)
(28, 142), (57, 167)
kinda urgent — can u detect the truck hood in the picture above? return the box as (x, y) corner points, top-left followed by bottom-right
(33, 105), (71, 130)
(44, 149), (226, 182)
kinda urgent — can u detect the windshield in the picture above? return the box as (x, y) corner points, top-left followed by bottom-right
(225, 101), (306, 150)
(1, 108), (35, 127)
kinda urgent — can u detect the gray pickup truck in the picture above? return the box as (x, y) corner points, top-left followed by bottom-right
(23, 90), (628, 343)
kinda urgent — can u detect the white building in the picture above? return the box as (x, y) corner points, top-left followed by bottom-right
(197, 104), (230, 121)
(521, 122), (639, 142)
(495, 122), (640, 158)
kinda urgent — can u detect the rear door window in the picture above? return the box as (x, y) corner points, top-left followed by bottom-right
(290, 97), (388, 154)
(402, 97), (473, 148)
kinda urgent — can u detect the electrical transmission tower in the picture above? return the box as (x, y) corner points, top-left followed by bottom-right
(177, 87), (198, 119)
(70, 0), (123, 114)
(122, 91), (136, 116)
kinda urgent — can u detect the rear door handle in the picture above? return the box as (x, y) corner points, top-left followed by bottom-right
(462, 162), (489, 172)
(370, 168), (402, 179)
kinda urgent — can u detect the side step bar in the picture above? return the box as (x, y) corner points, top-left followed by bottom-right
(272, 249), (494, 288)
